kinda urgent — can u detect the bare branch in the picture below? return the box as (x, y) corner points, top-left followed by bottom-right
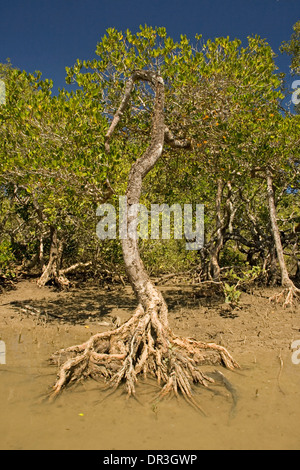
(104, 70), (158, 154)
(164, 126), (193, 149)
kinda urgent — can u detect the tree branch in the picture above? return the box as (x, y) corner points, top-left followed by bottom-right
(105, 70), (158, 154)
(164, 126), (193, 149)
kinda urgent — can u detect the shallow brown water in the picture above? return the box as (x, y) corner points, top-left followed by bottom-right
(1, 281), (300, 450)
(1, 330), (300, 450)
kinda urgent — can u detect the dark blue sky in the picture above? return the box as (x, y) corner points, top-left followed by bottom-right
(0, 0), (299, 93)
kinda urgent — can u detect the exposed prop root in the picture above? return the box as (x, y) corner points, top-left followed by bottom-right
(48, 304), (239, 408)
(269, 285), (300, 308)
(37, 270), (71, 290)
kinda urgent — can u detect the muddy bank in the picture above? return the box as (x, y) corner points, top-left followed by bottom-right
(0, 280), (300, 450)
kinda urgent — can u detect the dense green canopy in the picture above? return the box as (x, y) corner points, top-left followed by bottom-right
(0, 25), (299, 299)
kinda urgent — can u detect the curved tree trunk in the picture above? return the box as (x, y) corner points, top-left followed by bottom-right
(49, 71), (238, 406)
(113, 71), (168, 325)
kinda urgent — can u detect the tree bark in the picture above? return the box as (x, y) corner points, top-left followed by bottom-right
(266, 170), (299, 306)
(209, 179), (224, 280)
(266, 171), (293, 288)
(37, 226), (69, 288)
(115, 71), (168, 324)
